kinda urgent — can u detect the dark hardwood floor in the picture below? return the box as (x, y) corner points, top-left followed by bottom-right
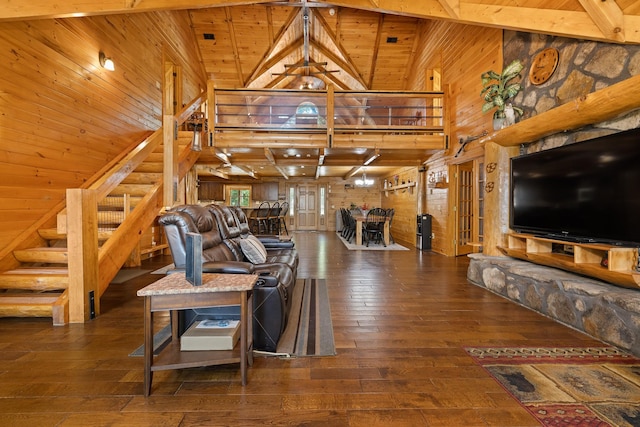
(0, 232), (604, 426)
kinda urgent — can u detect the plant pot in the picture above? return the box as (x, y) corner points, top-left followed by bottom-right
(493, 117), (506, 131)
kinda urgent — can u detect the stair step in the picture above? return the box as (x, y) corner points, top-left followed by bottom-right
(0, 291), (68, 325)
(38, 228), (113, 241)
(97, 210), (126, 224)
(38, 228), (66, 240)
(0, 268), (68, 291)
(145, 153), (164, 163)
(13, 247), (68, 264)
(122, 172), (162, 184)
(111, 184), (154, 197)
(98, 196), (143, 209)
(135, 163), (163, 173)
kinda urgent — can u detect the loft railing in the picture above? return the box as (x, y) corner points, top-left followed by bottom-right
(212, 88), (444, 134)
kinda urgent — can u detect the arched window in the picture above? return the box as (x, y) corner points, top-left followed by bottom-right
(282, 101), (326, 127)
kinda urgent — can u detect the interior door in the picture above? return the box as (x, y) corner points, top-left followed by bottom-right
(455, 162), (474, 256)
(296, 184), (318, 230)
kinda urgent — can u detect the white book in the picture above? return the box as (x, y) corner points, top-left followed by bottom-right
(180, 319), (240, 351)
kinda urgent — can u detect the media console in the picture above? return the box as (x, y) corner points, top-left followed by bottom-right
(499, 233), (640, 289)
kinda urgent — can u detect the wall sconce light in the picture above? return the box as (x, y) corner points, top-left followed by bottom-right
(99, 51), (115, 71)
(187, 111), (206, 152)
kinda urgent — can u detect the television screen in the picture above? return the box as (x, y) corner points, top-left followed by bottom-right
(510, 128), (640, 246)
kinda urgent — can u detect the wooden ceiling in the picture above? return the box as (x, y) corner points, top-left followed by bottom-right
(4, 0), (640, 180)
(191, 5), (421, 91)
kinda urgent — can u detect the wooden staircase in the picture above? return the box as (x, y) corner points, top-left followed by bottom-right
(0, 133), (195, 325)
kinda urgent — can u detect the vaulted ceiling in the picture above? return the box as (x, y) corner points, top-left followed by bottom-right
(4, 0), (640, 180)
(191, 5), (421, 91)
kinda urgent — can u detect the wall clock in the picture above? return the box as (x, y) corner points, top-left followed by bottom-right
(529, 48), (559, 85)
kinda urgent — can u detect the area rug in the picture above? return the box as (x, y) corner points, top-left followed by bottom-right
(337, 233), (409, 251)
(129, 324), (172, 357)
(130, 278), (336, 358)
(274, 278), (336, 357)
(150, 263), (175, 274)
(110, 268), (150, 284)
(465, 347), (640, 426)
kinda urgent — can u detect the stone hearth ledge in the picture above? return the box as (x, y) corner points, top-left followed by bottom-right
(467, 254), (640, 358)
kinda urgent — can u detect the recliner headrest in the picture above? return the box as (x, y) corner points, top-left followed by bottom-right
(172, 205), (214, 232)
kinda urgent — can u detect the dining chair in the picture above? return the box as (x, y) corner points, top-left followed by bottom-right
(385, 208), (395, 244)
(267, 201), (280, 234)
(253, 201), (270, 234)
(363, 208), (387, 247)
(277, 201), (289, 235)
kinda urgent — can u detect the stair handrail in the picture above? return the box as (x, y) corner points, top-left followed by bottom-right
(66, 92), (206, 322)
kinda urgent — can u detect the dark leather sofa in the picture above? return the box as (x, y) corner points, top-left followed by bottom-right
(158, 204), (298, 351)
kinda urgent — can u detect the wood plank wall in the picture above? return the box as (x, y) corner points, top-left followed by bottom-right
(380, 167), (419, 245)
(383, 21), (503, 255)
(0, 11), (206, 252)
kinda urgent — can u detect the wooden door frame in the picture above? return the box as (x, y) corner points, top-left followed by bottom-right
(451, 156), (484, 256)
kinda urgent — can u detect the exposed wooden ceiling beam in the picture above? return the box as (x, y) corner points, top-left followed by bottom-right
(244, 8), (300, 86)
(5, 0), (639, 44)
(577, 0), (625, 42)
(326, 0), (640, 44)
(224, 7), (244, 88)
(344, 166), (362, 180)
(313, 11), (368, 89)
(437, 0), (459, 19)
(0, 0), (272, 21)
(196, 164), (229, 179)
(236, 165), (259, 179)
(247, 39), (304, 88)
(264, 147), (290, 179)
(367, 14), (384, 89)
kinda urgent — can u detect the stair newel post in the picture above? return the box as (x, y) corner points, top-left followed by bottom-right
(163, 62), (178, 208)
(66, 188), (99, 322)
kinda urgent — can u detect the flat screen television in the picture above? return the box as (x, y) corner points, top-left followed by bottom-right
(510, 127), (640, 246)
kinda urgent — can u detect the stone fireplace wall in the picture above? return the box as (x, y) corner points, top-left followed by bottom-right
(505, 31), (640, 153)
(469, 34), (640, 357)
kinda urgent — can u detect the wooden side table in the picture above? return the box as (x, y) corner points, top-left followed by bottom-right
(137, 272), (257, 396)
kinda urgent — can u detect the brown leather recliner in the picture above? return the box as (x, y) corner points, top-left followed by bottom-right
(207, 204), (298, 275)
(159, 204), (295, 352)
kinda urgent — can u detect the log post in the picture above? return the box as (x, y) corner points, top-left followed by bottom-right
(66, 188), (99, 323)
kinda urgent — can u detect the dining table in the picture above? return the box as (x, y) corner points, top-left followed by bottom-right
(352, 214), (390, 246)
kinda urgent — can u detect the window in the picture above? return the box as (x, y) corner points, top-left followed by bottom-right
(227, 186), (251, 207)
(289, 187), (295, 216)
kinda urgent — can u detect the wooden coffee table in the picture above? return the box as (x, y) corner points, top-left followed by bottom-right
(137, 272), (257, 396)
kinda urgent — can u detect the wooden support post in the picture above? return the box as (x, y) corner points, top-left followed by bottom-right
(483, 142), (518, 256)
(66, 188), (99, 323)
(326, 84), (334, 147)
(163, 62), (177, 207)
(208, 81), (216, 147)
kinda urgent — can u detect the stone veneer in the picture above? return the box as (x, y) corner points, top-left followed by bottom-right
(504, 30), (640, 151)
(467, 254), (640, 357)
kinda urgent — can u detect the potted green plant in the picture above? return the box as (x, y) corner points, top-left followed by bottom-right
(481, 59), (524, 130)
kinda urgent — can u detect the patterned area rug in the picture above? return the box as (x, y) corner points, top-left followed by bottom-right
(275, 278), (336, 357)
(466, 347), (640, 426)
